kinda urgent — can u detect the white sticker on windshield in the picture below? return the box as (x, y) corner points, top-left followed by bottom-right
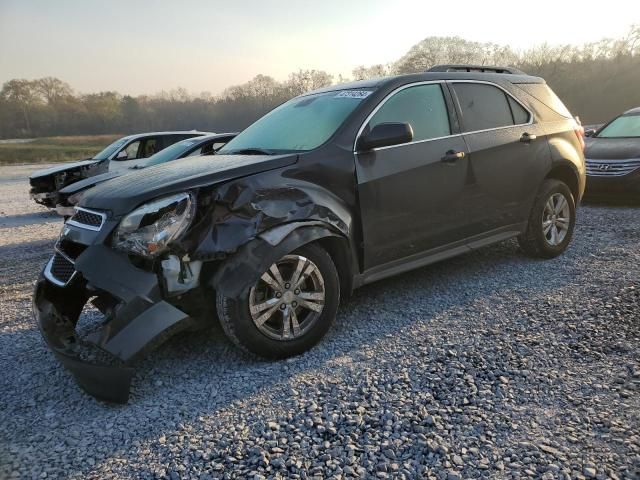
(335, 90), (372, 99)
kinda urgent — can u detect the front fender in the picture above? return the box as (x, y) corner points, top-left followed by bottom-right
(182, 175), (354, 260)
(210, 223), (344, 298)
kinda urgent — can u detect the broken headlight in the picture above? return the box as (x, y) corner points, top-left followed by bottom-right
(112, 192), (195, 258)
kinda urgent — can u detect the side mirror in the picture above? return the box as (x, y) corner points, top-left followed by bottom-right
(357, 122), (414, 151)
(116, 150), (128, 160)
(584, 129), (596, 137)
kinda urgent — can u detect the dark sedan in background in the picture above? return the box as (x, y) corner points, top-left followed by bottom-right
(584, 107), (640, 199)
(56, 132), (236, 215)
(29, 131), (212, 209)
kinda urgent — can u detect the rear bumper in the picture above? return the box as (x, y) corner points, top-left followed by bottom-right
(33, 246), (193, 403)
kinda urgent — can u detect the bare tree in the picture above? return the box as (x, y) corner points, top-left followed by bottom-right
(1, 25), (639, 139)
(286, 70), (333, 96)
(352, 64), (388, 80)
(393, 36), (519, 74)
(35, 77), (73, 104)
(0, 79), (42, 134)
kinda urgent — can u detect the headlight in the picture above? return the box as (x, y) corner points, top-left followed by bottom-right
(112, 192), (195, 257)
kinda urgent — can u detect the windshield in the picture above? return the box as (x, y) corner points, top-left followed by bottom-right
(219, 90), (373, 153)
(597, 114), (640, 138)
(140, 138), (201, 167)
(93, 137), (128, 160)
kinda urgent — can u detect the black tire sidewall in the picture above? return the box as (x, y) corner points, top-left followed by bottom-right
(216, 243), (340, 359)
(530, 180), (576, 257)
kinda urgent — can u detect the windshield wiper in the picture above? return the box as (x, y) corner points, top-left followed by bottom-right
(226, 148), (274, 155)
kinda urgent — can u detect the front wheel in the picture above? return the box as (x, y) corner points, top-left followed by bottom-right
(216, 243), (340, 358)
(518, 179), (576, 258)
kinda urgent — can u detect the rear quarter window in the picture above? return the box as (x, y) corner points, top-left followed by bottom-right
(507, 96), (530, 125)
(516, 83), (573, 119)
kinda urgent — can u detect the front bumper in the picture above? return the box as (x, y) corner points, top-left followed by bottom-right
(585, 170), (640, 199)
(30, 190), (58, 208)
(33, 245), (193, 403)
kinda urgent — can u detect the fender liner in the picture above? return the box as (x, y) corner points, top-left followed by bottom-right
(210, 222), (346, 298)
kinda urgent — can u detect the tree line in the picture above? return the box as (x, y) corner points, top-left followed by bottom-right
(1, 26), (638, 139)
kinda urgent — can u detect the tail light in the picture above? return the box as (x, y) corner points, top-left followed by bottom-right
(574, 116), (585, 151)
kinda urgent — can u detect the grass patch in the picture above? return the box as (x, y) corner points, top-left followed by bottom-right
(0, 135), (122, 165)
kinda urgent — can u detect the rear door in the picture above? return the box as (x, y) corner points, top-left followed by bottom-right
(355, 82), (472, 270)
(449, 81), (547, 232)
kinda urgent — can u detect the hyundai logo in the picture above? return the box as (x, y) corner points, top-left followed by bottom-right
(598, 164), (612, 171)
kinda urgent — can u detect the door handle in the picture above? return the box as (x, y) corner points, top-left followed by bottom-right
(441, 150), (465, 163)
(520, 132), (537, 143)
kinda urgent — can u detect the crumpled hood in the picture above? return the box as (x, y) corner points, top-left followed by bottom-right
(80, 153), (299, 215)
(59, 170), (123, 196)
(585, 137), (640, 160)
(29, 159), (101, 180)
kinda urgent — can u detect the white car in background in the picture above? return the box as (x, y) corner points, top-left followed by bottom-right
(28, 131), (212, 208)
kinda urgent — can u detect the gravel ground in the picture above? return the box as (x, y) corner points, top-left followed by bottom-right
(0, 164), (638, 480)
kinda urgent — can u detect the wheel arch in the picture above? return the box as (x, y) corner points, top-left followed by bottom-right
(546, 133), (586, 202)
(544, 163), (582, 202)
(209, 222), (355, 299)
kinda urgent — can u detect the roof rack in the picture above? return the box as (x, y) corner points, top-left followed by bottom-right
(426, 64), (526, 75)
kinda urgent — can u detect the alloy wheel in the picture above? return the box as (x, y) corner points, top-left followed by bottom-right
(542, 192), (571, 246)
(249, 255), (325, 341)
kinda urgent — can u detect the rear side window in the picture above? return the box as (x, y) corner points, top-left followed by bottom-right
(368, 84), (450, 142)
(508, 96), (530, 125)
(516, 83), (573, 118)
(452, 83), (515, 131)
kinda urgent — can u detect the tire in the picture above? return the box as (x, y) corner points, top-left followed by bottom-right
(518, 179), (576, 259)
(216, 243), (340, 359)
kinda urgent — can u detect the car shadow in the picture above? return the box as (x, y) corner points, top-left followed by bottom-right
(0, 238), (593, 477)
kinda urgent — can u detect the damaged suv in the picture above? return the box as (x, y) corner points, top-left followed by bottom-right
(34, 66), (585, 402)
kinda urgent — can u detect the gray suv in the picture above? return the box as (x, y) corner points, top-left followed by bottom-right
(33, 65), (586, 402)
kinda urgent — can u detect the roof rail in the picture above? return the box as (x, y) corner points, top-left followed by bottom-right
(426, 64), (526, 75)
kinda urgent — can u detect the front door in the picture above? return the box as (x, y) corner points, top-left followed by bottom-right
(355, 82), (472, 270)
(109, 137), (160, 171)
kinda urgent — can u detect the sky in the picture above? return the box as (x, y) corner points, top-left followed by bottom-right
(0, 0), (637, 96)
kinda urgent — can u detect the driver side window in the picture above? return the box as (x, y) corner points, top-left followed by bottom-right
(121, 141), (141, 160)
(368, 84), (451, 142)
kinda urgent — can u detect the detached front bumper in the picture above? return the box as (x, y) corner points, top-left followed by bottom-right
(33, 245), (193, 403)
(30, 190), (58, 208)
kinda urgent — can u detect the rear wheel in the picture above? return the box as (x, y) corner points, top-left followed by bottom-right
(518, 179), (576, 258)
(216, 243), (340, 358)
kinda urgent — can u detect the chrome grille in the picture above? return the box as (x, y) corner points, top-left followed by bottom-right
(586, 159), (640, 177)
(67, 207), (106, 231)
(45, 251), (76, 286)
